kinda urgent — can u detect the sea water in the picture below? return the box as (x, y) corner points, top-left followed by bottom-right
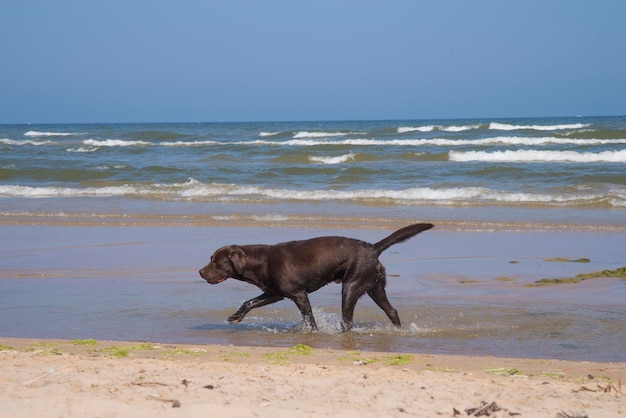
(1, 117), (625, 361)
(1, 116), (625, 229)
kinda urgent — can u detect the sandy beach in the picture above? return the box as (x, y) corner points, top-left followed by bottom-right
(1, 337), (624, 417)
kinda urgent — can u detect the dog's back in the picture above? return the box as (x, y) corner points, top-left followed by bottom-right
(264, 236), (376, 292)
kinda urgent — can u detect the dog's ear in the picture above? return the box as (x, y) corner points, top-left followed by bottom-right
(228, 246), (247, 275)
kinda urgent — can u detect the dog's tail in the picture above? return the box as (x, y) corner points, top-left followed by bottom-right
(374, 223), (434, 255)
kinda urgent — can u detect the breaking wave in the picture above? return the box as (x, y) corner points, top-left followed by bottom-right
(308, 153), (356, 164)
(398, 124), (481, 133)
(488, 122), (590, 131)
(1, 138), (54, 146)
(2, 180), (624, 207)
(449, 149), (626, 163)
(24, 130), (79, 137)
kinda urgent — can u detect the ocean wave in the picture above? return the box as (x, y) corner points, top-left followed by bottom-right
(398, 124), (481, 133)
(2, 180), (623, 207)
(34, 136), (620, 149)
(24, 130), (78, 137)
(83, 139), (151, 147)
(67, 147), (98, 153)
(239, 136), (626, 148)
(259, 132), (280, 137)
(293, 131), (363, 139)
(159, 140), (220, 146)
(398, 126), (435, 133)
(489, 122), (590, 131)
(1, 138), (54, 146)
(0, 184), (138, 198)
(308, 152), (356, 164)
(463, 137), (626, 146)
(449, 149), (626, 163)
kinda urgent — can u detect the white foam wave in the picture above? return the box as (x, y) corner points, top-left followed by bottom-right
(180, 184), (625, 207)
(489, 122), (590, 131)
(83, 139), (151, 147)
(241, 136), (626, 148)
(398, 126), (435, 133)
(0, 184), (138, 198)
(66, 147), (98, 153)
(463, 137), (626, 146)
(440, 124), (482, 132)
(159, 140), (219, 146)
(449, 149), (626, 163)
(259, 131), (280, 137)
(398, 124), (480, 133)
(293, 131), (352, 139)
(1, 181), (623, 207)
(24, 130), (78, 137)
(1, 138), (54, 146)
(8, 136), (626, 149)
(95, 165), (127, 170)
(308, 152), (356, 164)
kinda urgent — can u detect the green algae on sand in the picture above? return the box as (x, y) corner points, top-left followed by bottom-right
(529, 266), (626, 287)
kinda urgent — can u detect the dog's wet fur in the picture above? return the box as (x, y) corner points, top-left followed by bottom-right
(199, 223), (434, 332)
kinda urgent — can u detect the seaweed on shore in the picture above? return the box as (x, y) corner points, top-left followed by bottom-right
(545, 257), (591, 263)
(263, 344), (314, 364)
(529, 278), (581, 287)
(576, 266), (626, 279)
(528, 266), (626, 287)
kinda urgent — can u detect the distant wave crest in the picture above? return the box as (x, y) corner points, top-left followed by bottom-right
(8, 135), (620, 149)
(489, 122), (590, 131)
(1, 138), (54, 146)
(293, 131), (366, 139)
(308, 152), (356, 164)
(24, 130), (78, 137)
(398, 124), (481, 133)
(241, 137), (626, 147)
(83, 139), (151, 147)
(449, 149), (626, 163)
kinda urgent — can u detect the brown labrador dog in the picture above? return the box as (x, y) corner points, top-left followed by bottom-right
(199, 223), (433, 332)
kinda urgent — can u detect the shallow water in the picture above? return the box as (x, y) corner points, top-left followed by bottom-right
(2, 275), (624, 362)
(1, 225), (624, 362)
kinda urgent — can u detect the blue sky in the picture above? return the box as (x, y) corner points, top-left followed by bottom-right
(2, 1), (625, 123)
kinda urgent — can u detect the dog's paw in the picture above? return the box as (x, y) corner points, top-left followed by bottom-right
(227, 315), (243, 323)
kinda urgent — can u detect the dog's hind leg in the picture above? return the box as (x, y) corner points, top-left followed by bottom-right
(228, 293), (283, 323)
(340, 281), (368, 332)
(367, 283), (401, 327)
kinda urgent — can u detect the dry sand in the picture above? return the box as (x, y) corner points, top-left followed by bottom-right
(1, 338), (623, 418)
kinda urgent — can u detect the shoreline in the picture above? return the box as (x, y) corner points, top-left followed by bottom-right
(1, 223), (625, 363)
(1, 337), (624, 417)
(2, 211), (626, 232)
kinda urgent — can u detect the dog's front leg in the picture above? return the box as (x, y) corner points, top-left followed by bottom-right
(290, 292), (318, 332)
(228, 293), (283, 323)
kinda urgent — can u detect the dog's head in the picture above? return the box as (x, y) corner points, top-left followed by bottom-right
(199, 245), (247, 284)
